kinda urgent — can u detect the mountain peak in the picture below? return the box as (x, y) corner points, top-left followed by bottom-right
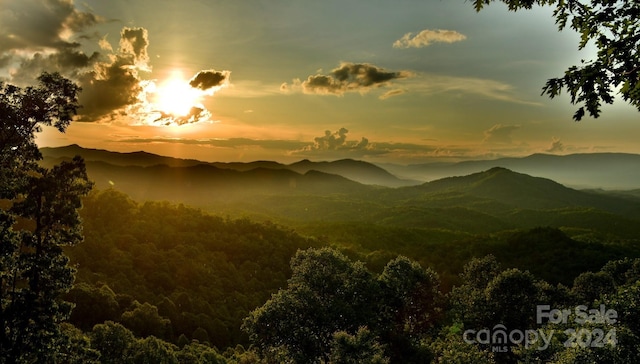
(418, 167), (587, 210)
(487, 166), (510, 171)
(485, 166), (511, 174)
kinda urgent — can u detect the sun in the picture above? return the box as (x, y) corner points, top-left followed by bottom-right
(152, 72), (203, 117)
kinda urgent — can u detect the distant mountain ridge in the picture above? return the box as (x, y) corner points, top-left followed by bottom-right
(410, 167), (640, 215)
(40, 144), (208, 168)
(43, 145), (640, 189)
(382, 152), (640, 190)
(40, 145), (415, 187)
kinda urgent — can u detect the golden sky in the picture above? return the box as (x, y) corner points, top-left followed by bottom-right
(2, 0), (638, 163)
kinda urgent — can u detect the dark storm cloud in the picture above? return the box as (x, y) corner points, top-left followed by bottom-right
(0, 0), (100, 52)
(189, 70), (231, 90)
(300, 62), (411, 95)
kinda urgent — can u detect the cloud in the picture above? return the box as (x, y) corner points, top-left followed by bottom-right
(379, 89), (406, 100)
(393, 29), (467, 49)
(291, 128), (388, 158)
(408, 74), (542, 106)
(0, 0), (101, 52)
(116, 137), (310, 151)
(98, 35), (113, 52)
(314, 128), (349, 150)
(546, 137), (565, 153)
(114, 132), (484, 162)
(483, 124), (521, 144)
(189, 70), (231, 91)
(152, 107), (212, 126)
(287, 62), (411, 96)
(119, 27), (149, 69)
(5, 24), (151, 122)
(9, 47), (101, 84)
(75, 27), (151, 122)
(0, 1), (148, 122)
(0, 0), (103, 84)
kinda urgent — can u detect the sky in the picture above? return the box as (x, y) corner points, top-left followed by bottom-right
(2, 0), (639, 164)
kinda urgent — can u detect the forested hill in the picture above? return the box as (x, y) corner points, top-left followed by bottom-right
(65, 189), (640, 356)
(392, 167), (640, 215)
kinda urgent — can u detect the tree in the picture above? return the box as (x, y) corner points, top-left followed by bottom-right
(473, 0), (640, 120)
(176, 342), (226, 364)
(429, 326), (495, 364)
(120, 302), (172, 340)
(90, 321), (136, 364)
(328, 327), (389, 364)
(243, 248), (443, 363)
(484, 269), (540, 330)
(129, 336), (179, 364)
(377, 256), (441, 363)
(449, 257), (544, 364)
(1, 73), (92, 362)
(65, 283), (120, 331)
(571, 270), (616, 304)
(242, 248), (379, 363)
(449, 255), (502, 328)
(378, 256), (442, 336)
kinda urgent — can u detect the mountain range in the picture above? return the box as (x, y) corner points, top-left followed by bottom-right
(40, 145), (640, 240)
(382, 153), (640, 190)
(42, 145), (640, 189)
(40, 144), (415, 187)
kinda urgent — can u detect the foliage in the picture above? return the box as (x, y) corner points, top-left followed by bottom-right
(328, 327), (389, 364)
(90, 321), (136, 364)
(120, 302), (173, 340)
(571, 270), (616, 303)
(129, 336), (179, 364)
(473, 0), (640, 120)
(243, 248), (442, 363)
(54, 323), (100, 364)
(0, 73), (92, 362)
(429, 325), (495, 364)
(65, 188), (320, 348)
(242, 248), (379, 363)
(51, 189), (640, 363)
(449, 256), (640, 363)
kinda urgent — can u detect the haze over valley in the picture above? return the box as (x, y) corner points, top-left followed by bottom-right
(42, 145), (640, 241)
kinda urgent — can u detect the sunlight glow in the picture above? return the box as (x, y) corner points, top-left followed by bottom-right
(152, 72), (203, 117)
